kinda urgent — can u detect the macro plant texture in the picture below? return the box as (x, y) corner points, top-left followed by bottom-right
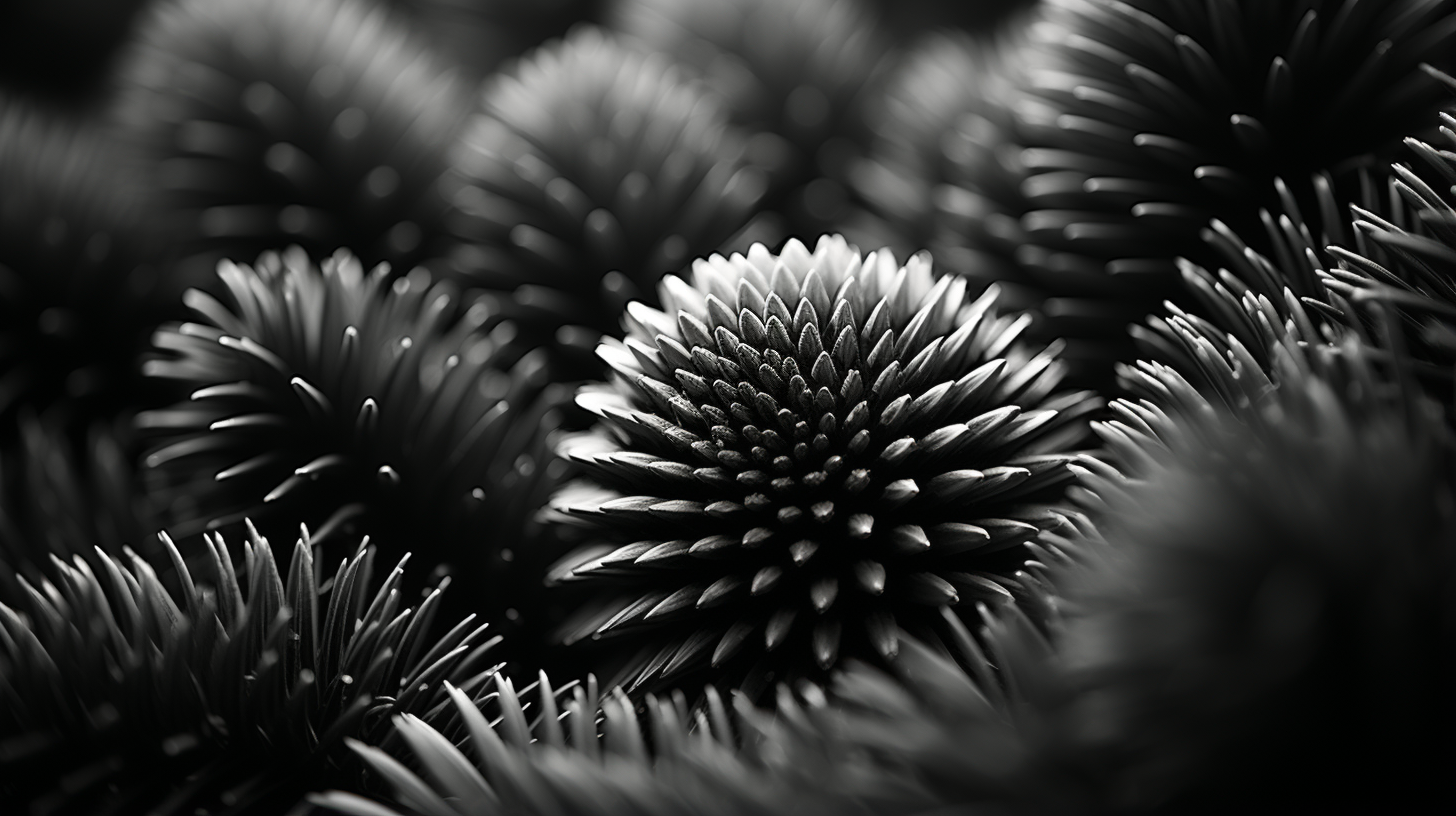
(2, 0), (1455, 814)
(551, 236), (1098, 695)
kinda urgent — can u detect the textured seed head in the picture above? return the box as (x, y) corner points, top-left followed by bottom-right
(925, 0), (1456, 389)
(115, 0), (468, 285)
(610, 0), (889, 238)
(137, 248), (563, 622)
(552, 234), (1101, 694)
(444, 27), (767, 374)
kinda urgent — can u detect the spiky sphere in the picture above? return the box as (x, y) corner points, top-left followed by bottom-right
(551, 236), (1101, 695)
(1059, 371), (1454, 812)
(444, 27), (769, 372)
(137, 248), (562, 620)
(0, 526), (501, 814)
(1126, 84), (1456, 424)
(1009, 0), (1456, 385)
(114, 0), (468, 286)
(845, 32), (1037, 310)
(610, 0), (889, 238)
(0, 101), (172, 431)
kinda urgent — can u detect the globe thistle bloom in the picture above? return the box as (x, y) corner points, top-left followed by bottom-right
(0, 100), (172, 432)
(1055, 369), (1454, 812)
(314, 670), (920, 816)
(1010, 0), (1456, 385)
(444, 28), (769, 374)
(550, 236), (1101, 694)
(610, 0), (890, 238)
(137, 248), (562, 627)
(114, 0), (469, 285)
(0, 525), (501, 814)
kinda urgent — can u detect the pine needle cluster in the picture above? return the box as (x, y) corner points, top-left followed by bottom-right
(0, 524), (500, 814)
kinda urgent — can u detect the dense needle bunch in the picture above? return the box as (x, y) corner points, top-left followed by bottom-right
(444, 27), (768, 373)
(610, 0), (889, 238)
(316, 670), (917, 816)
(137, 248), (560, 619)
(551, 236), (1100, 694)
(0, 100), (171, 431)
(1008, 0), (1456, 383)
(0, 525), (501, 814)
(114, 0), (469, 285)
(0, 417), (157, 586)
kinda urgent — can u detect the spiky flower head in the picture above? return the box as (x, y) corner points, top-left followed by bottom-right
(1058, 365), (1454, 812)
(0, 525), (500, 813)
(114, 0), (468, 285)
(1123, 79), (1456, 426)
(444, 27), (768, 373)
(138, 248), (562, 629)
(550, 235), (1101, 695)
(609, 0), (889, 237)
(0, 100), (171, 431)
(1007, 0), (1456, 384)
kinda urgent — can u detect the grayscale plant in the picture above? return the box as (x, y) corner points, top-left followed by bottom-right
(443, 27), (769, 375)
(114, 0), (469, 286)
(136, 248), (563, 633)
(549, 235), (1100, 695)
(0, 524), (501, 814)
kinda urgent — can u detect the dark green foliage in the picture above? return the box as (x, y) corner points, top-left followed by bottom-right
(137, 249), (563, 634)
(549, 235), (1100, 695)
(610, 0), (889, 241)
(1010, 0), (1456, 385)
(0, 524), (501, 814)
(0, 100), (172, 432)
(114, 0), (469, 287)
(443, 27), (769, 375)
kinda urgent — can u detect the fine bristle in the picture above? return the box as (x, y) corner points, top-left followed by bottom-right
(0, 524), (500, 814)
(135, 248), (564, 634)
